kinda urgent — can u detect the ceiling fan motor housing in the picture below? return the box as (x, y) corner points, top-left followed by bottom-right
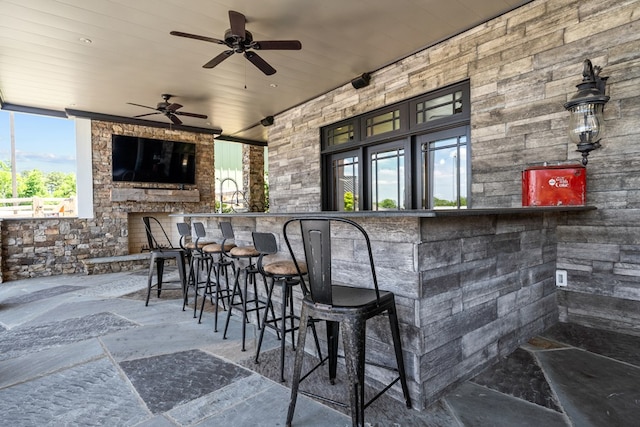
(225, 29), (253, 52)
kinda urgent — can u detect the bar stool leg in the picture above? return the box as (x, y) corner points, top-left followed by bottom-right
(223, 266), (242, 339)
(327, 321), (340, 384)
(279, 277), (289, 382)
(145, 255), (156, 306)
(341, 318), (366, 427)
(286, 306), (310, 427)
(198, 255), (230, 330)
(176, 252), (187, 307)
(182, 253), (195, 312)
(388, 303), (412, 408)
(255, 276), (279, 365)
(241, 266), (249, 351)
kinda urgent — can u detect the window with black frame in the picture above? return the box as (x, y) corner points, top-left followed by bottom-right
(330, 151), (359, 211)
(321, 81), (470, 211)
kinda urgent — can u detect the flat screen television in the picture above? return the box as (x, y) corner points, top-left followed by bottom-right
(112, 135), (196, 185)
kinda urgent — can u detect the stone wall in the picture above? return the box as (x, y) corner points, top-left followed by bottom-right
(242, 144), (265, 212)
(0, 121), (217, 281)
(266, 0), (640, 335)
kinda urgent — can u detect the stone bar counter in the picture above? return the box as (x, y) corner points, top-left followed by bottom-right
(174, 207), (594, 410)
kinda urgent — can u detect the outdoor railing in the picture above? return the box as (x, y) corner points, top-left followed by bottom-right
(0, 196), (76, 218)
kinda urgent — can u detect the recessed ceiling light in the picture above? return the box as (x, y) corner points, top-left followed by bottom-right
(79, 37), (92, 44)
(270, 83), (278, 88)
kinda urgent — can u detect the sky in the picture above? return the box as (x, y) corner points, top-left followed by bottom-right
(0, 110), (76, 174)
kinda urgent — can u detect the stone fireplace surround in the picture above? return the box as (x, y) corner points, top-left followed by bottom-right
(93, 121), (216, 257)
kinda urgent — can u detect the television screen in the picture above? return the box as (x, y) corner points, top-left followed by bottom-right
(112, 135), (196, 185)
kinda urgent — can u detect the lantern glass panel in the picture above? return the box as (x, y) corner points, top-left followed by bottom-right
(568, 102), (604, 144)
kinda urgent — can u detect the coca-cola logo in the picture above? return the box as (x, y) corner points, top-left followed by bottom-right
(548, 177), (570, 188)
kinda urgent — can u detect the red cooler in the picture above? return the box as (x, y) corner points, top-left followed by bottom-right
(522, 164), (586, 206)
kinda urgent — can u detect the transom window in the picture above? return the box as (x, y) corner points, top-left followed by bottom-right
(366, 109), (401, 137)
(322, 81), (470, 211)
(415, 90), (463, 124)
(327, 124), (354, 147)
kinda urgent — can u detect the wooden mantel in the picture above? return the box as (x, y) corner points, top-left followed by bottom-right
(110, 187), (200, 203)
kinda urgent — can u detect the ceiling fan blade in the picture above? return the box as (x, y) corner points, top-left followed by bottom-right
(244, 51), (276, 75)
(133, 112), (161, 118)
(166, 103), (183, 112)
(127, 102), (156, 110)
(203, 50), (234, 68)
(168, 114), (183, 125)
(175, 111), (208, 119)
(228, 10), (246, 39)
(254, 40), (302, 50)
(169, 31), (225, 45)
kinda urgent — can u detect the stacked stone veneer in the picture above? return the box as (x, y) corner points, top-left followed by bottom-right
(188, 210), (561, 408)
(267, 0), (640, 335)
(0, 121), (217, 281)
(242, 144), (266, 212)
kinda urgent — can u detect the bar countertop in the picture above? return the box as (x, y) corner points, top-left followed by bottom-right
(172, 205), (595, 218)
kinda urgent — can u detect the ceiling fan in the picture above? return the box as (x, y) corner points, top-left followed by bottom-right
(170, 10), (302, 76)
(127, 94), (208, 125)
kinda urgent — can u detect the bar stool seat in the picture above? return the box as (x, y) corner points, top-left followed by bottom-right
(202, 242), (237, 253)
(263, 260), (306, 276)
(230, 246), (260, 257)
(183, 239), (216, 250)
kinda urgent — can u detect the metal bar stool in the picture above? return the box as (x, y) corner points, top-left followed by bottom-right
(252, 232), (323, 383)
(178, 222), (215, 319)
(143, 216), (187, 307)
(178, 222), (216, 317)
(198, 237), (237, 331)
(284, 217), (412, 427)
(220, 222), (275, 351)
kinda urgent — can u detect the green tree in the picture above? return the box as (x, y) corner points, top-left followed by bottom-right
(0, 161), (12, 198)
(379, 198), (397, 209)
(19, 169), (47, 197)
(343, 191), (354, 211)
(46, 172), (76, 197)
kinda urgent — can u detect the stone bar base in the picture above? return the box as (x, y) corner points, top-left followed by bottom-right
(175, 207), (591, 410)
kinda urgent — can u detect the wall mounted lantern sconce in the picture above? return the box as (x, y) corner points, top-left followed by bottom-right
(351, 72), (371, 89)
(260, 115), (274, 127)
(563, 59), (610, 165)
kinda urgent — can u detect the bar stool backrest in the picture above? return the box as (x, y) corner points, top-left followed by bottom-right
(252, 232), (278, 255)
(285, 217), (381, 308)
(220, 221), (235, 241)
(252, 232), (277, 274)
(143, 216), (175, 251)
(193, 222), (208, 243)
(176, 222), (191, 250)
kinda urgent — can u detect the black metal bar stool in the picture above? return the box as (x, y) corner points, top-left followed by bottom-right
(284, 217), (412, 427)
(178, 222), (216, 317)
(220, 222), (274, 351)
(143, 216), (187, 307)
(176, 222), (215, 318)
(252, 232), (323, 383)
(197, 237), (237, 331)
